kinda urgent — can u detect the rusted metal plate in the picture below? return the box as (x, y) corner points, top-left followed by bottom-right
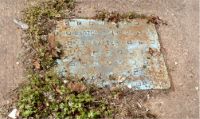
(54, 19), (170, 90)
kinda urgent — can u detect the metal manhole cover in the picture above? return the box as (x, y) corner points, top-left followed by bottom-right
(54, 19), (170, 90)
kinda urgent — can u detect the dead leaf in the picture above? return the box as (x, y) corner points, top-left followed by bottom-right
(55, 88), (62, 94)
(48, 33), (58, 57)
(67, 82), (86, 92)
(33, 60), (40, 69)
(148, 48), (154, 56)
(147, 16), (167, 26)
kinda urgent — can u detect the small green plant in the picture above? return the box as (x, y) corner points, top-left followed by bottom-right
(18, 71), (111, 118)
(23, 0), (75, 70)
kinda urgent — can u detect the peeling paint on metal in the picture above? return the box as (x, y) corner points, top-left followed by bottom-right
(54, 19), (170, 90)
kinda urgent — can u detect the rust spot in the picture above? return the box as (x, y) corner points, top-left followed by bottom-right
(119, 26), (148, 42)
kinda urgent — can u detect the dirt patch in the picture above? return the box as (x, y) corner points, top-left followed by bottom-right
(0, 0), (27, 107)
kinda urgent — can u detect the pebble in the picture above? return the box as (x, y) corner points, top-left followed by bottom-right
(174, 61), (178, 65)
(13, 19), (29, 30)
(16, 62), (19, 65)
(195, 87), (198, 91)
(8, 109), (18, 119)
(63, 80), (68, 84)
(127, 84), (132, 89)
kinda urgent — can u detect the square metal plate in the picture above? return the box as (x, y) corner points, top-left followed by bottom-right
(54, 19), (170, 90)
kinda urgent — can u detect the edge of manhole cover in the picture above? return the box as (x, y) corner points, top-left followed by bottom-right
(54, 19), (170, 90)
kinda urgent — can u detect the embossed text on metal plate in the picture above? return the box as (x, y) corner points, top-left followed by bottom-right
(55, 19), (170, 90)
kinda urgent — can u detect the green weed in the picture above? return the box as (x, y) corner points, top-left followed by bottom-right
(23, 0), (75, 70)
(18, 71), (111, 118)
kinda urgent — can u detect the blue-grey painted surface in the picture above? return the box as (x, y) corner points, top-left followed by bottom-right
(54, 19), (170, 90)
